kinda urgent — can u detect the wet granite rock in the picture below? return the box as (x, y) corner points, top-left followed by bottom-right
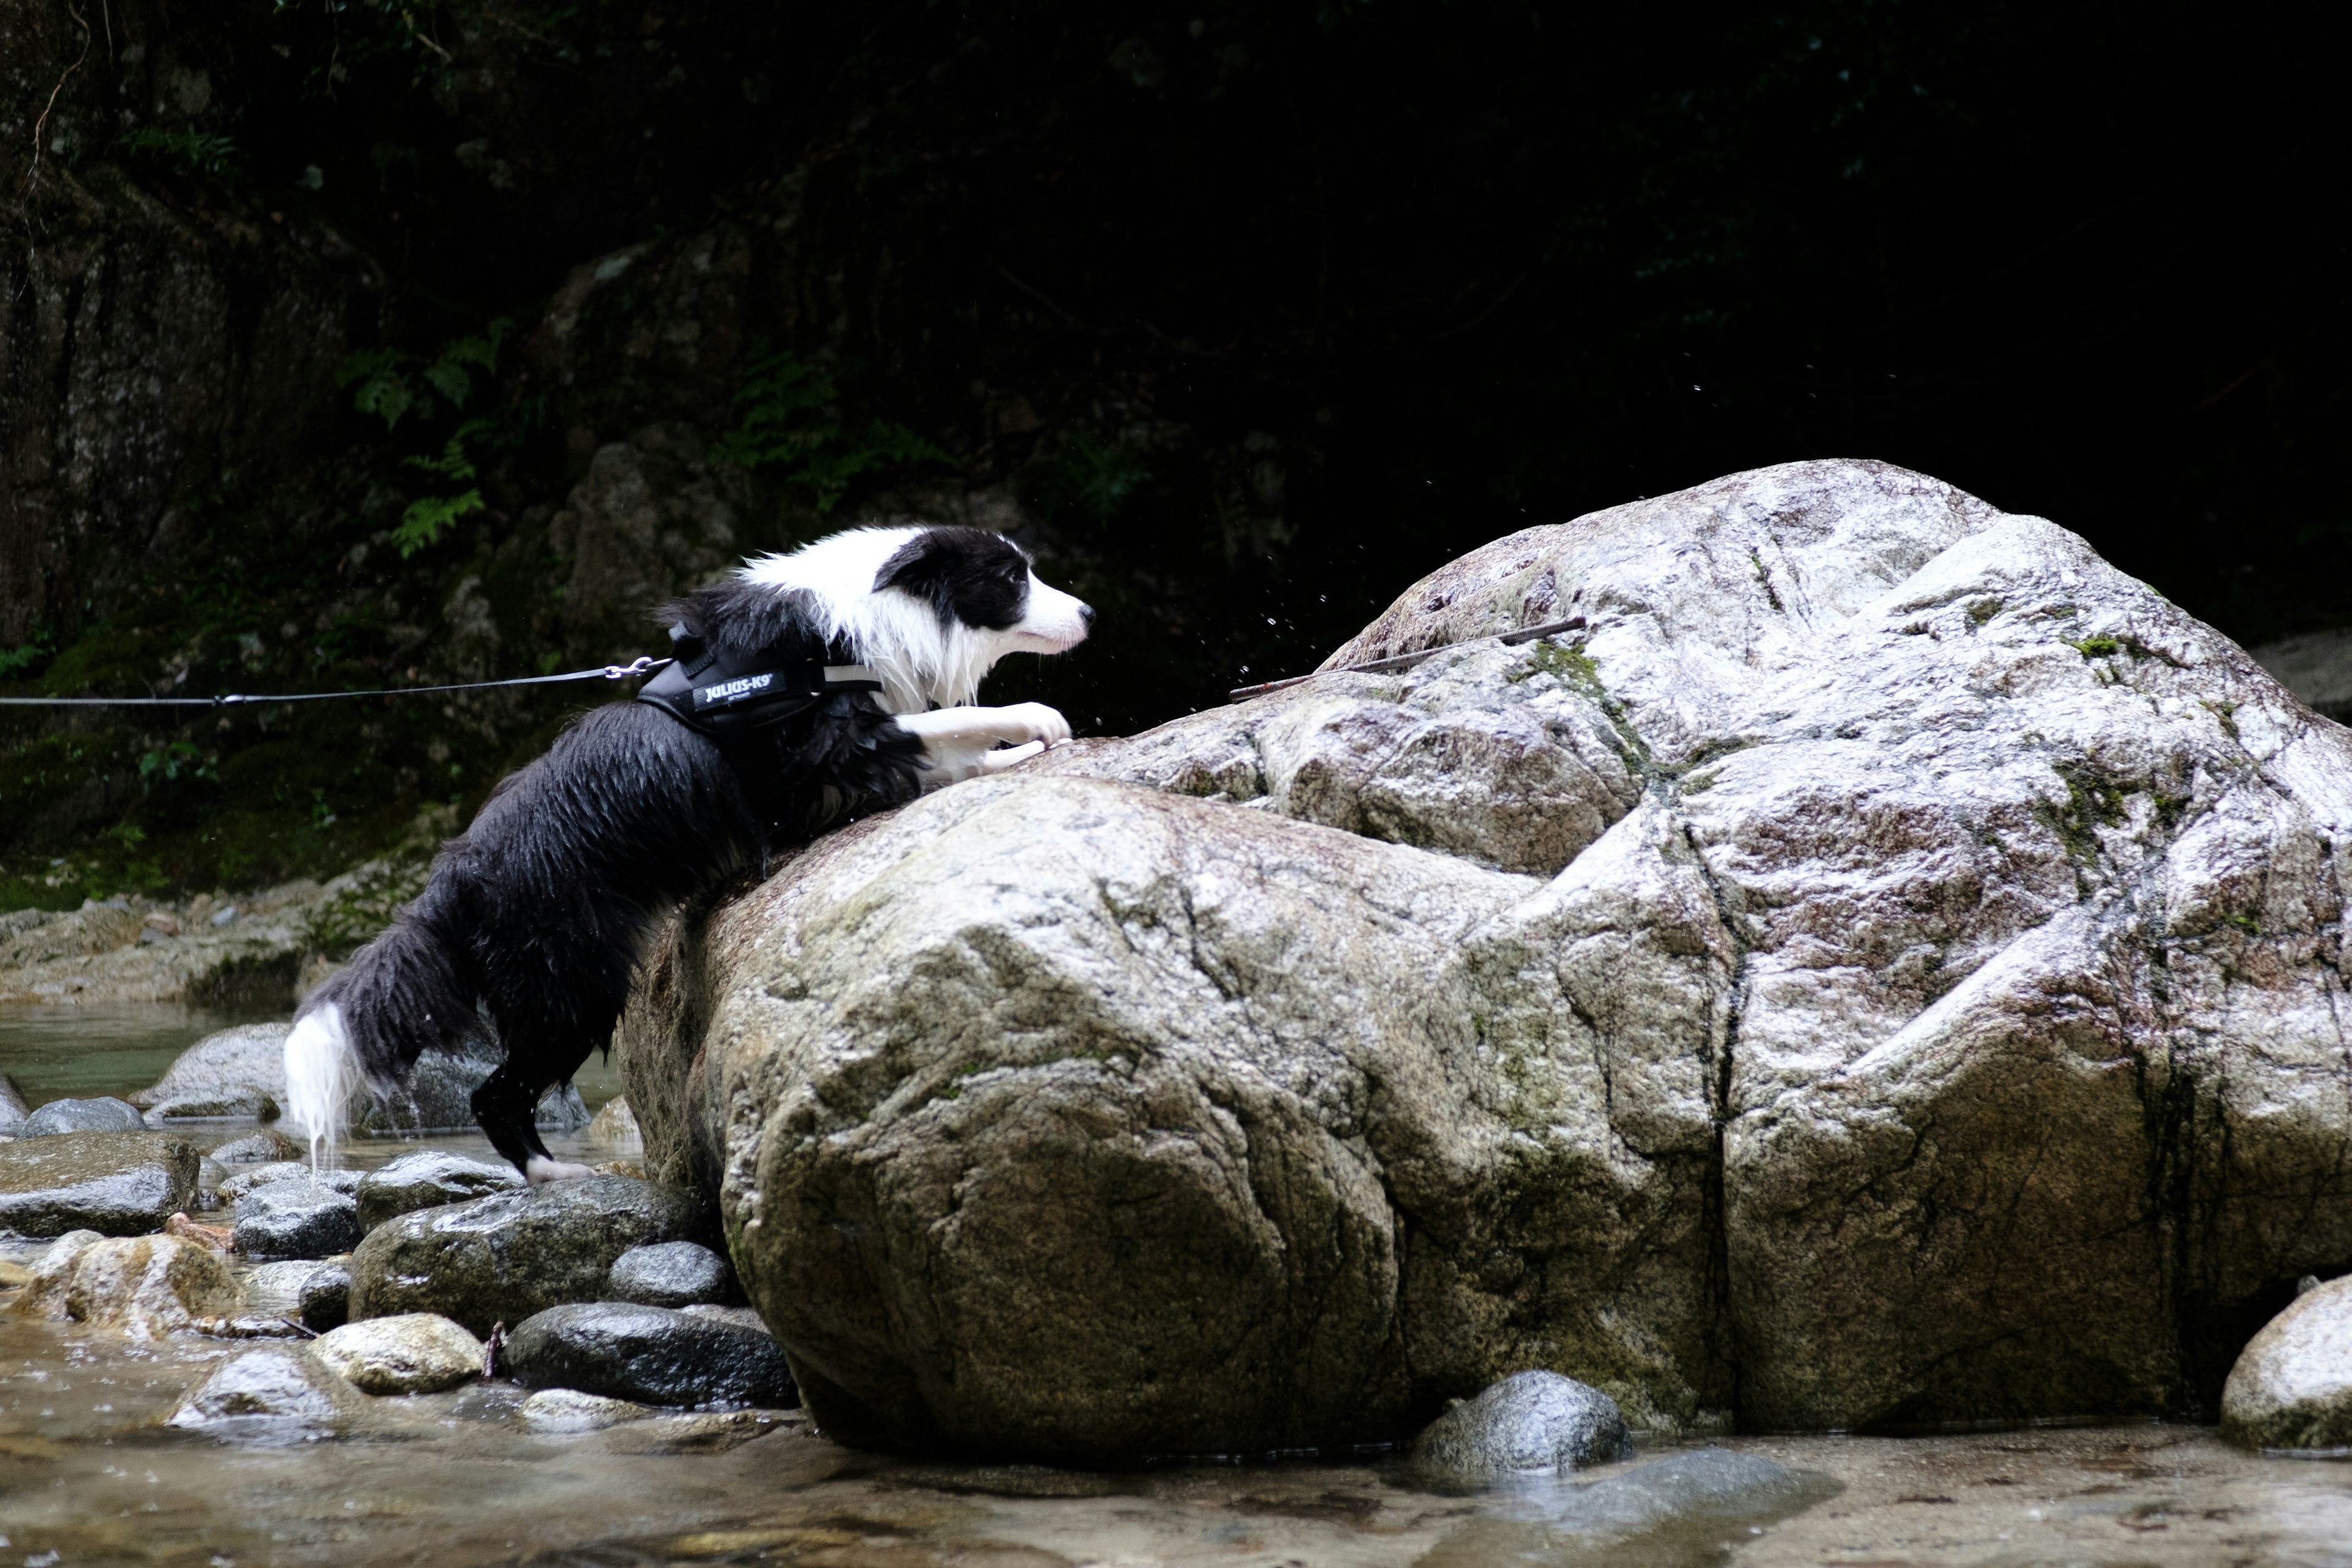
(168, 1346), (368, 1443)
(2221, 1276), (2352, 1451)
(1414, 1372), (1632, 1480)
(503, 1301), (796, 1408)
(0, 1072), (29, 1133)
(586, 1095), (641, 1145)
(0, 1131), (200, 1235)
(313, 1312), (484, 1395)
(233, 1179), (363, 1261)
(131, 1023), (290, 1120)
(519, 1387), (658, 1433)
(680, 1303), (770, 1335)
(217, 1161), (360, 1203)
(354, 1150), (523, 1231)
(620, 459), (2352, 1453)
(607, 1240), (740, 1308)
(9, 1233), (244, 1337)
(349, 1175), (709, 1336)
(243, 1259), (337, 1317)
(1484, 1449), (1827, 1550)
(206, 1130), (304, 1165)
(18, 1097), (147, 1137)
(301, 1263), (352, 1332)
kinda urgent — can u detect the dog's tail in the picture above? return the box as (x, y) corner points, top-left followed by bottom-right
(282, 902), (475, 1170)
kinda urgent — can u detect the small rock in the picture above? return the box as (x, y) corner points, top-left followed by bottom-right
(244, 1259), (336, 1317)
(168, 1345), (366, 1443)
(8, 1234), (245, 1338)
(503, 1302), (798, 1408)
(0, 1131), (200, 1235)
(348, 1175), (709, 1336)
(680, 1304), (770, 1335)
(207, 1130), (304, 1164)
(354, 1150), (522, 1231)
(607, 1240), (741, 1308)
(18, 1096), (148, 1137)
(1413, 1371), (1632, 1482)
(219, 1161), (358, 1202)
(313, 1313), (484, 1395)
(1528, 1449), (1823, 1539)
(519, 1387), (658, 1433)
(585, 1096), (640, 1144)
(2222, 1276), (2352, 1451)
(131, 1023), (288, 1120)
(300, 1263), (352, 1332)
(234, 1178), (363, 1261)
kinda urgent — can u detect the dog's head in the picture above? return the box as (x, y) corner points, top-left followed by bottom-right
(739, 525), (1091, 709)
(873, 526), (1093, 656)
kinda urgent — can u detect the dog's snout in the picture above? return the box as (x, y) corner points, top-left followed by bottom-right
(1077, 601), (1096, 630)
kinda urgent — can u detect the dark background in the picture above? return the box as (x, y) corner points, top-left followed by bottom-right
(3, 0), (2346, 900)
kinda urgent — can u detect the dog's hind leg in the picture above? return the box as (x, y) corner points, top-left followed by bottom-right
(471, 1039), (599, 1182)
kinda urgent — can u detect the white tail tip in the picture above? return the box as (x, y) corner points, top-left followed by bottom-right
(282, 1005), (361, 1173)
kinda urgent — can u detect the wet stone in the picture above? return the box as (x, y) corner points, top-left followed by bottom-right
(2222, 1275), (2352, 1451)
(519, 1387), (659, 1433)
(607, 1240), (741, 1308)
(0, 1131), (200, 1236)
(1414, 1371), (1632, 1482)
(349, 1175), (708, 1337)
(243, 1259), (336, 1317)
(300, 1263), (352, 1332)
(313, 1312), (484, 1395)
(233, 1178), (363, 1261)
(680, 1304), (769, 1335)
(18, 1096), (147, 1138)
(0, 1071), (29, 1132)
(205, 1130), (304, 1165)
(1526, 1449), (1826, 1539)
(219, 1161), (358, 1202)
(130, 1023), (291, 1121)
(354, 1150), (522, 1231)
(168, 1344), (368, 1444)
(503, 1301), (798, 1409)
(10, 1234), (245, 1338)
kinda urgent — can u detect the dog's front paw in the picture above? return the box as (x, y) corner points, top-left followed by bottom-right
(993, 702), (1072, 747)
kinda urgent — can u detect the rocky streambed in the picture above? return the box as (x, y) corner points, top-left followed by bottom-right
(6, 460), (2352, 1561)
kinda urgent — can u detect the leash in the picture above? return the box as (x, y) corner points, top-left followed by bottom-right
(1227, 616), (1586, 701)
(0, 655), (670, 708)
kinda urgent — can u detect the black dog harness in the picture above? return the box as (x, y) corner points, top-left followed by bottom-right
(635, 622), (886, 741)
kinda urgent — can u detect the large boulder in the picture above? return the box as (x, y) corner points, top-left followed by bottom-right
(1413, 1371), (1631, 1481)
(0, 1131), (200, 1235)
(618, 460), (2352, 1456)
(347, 1175), (709, 1336)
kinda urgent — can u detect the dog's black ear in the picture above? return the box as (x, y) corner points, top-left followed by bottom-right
(874, 527), (1028, 630)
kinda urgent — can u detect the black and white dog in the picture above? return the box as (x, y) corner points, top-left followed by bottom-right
(283, 525), (1091, 1178)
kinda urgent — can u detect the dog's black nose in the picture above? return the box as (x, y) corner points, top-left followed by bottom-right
(1078, 601), (1096, 628)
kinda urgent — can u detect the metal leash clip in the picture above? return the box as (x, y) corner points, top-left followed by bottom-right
(601, 655), (665, 680)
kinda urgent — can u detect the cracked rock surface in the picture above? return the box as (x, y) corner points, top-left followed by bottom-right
(620, 459), (2352, 1457)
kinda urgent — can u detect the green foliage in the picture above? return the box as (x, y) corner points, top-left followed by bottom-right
(393, 420), (493, 556)
(118, 126), (239, 175)
(138, 741), (218, 793)
(0, 624), (55, 679)
(338, 320), (513, 433)
(1025, 433), (1152, 526)
(714, 341), (949, 511)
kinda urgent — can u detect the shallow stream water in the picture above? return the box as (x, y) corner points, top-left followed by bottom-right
(6, 1006), (2351, 1567)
